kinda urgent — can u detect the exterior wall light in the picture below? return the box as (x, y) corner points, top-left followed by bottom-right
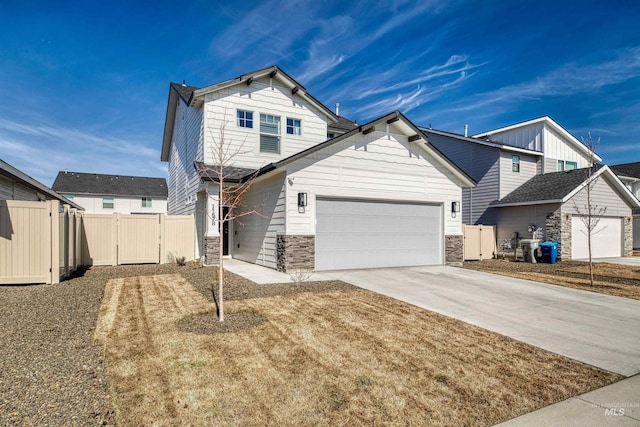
(451, 201), (460, 213)
(298, 192), (307, 213)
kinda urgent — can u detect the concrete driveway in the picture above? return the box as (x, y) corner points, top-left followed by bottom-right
(323, 265), (640, 377)
(591, 257), (640, 266)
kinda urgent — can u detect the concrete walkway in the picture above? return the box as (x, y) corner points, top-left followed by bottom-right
(222, 259), (335, 284)
(497, 374), (640, 426)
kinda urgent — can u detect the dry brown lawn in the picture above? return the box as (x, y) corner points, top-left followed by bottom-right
(96, 273), (621, 426)
(464, 260), (640, 300)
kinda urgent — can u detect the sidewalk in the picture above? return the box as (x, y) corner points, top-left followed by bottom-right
(495, 375), (640, 426)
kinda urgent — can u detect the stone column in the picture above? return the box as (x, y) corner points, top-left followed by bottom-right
(445, 235), (463, 265)
(624, 216), (633, 257)
(277, 234), (315, 272)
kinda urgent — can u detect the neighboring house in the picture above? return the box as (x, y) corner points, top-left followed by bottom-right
(1, 158), (81, 209)
(610, 162), (640, 249)
(423, 117), (638, 259)
(161, 66), (475, 271)
(52, 171), (167, 214)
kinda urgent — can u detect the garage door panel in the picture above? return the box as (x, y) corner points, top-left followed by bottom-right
(571, 216), (622, 259)
(316, 198), (442, 271)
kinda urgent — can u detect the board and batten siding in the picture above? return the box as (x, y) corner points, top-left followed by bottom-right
(542, 126), (592, 173)
(284, 124), (464, 237)
(562, 176), (632, 217)
(203, 76), (329, 170)
(426, 132), (500, 225)
(167, 98), (204, 215)
(499, 151), (538, 199)
(233, 173), (286, 269)
(0, 175), (41, 201)
(496, 203), (560, 245)
(486, 123), (544, 152)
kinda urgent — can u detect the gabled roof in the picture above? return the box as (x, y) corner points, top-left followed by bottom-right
(420, 127), (543, 156)
(52, 171), (168, 198)
(491, 165), (640, 208)
(0, 158), (82, 209)
(610, 162), (640, 179)
(473, 116), (602, 162)
(195, 111), (476, 188)
(161, 65), (341, 162)
(194, 162), (258, 184)
(192, 66), (339, 122)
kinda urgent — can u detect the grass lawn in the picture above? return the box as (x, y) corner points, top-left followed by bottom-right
(95, 266), (621, 426)
(464, 259), (640, 300)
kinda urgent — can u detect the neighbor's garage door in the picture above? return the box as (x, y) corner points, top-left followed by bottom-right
(315, 198), (442, 270)
(571, 216), (622, 259)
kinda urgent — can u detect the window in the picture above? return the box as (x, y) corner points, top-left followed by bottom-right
(103, 196), (114, 209)
(260, 113), (280, 153)
(286, 118), (301, 135)
(237, 110), (253, 128)
(142, 197), (152, 207)
(558, 160), (577, 171)
(512, 155), (520, 172)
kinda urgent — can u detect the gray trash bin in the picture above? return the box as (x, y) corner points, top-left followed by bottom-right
(520, 239), (540, 263)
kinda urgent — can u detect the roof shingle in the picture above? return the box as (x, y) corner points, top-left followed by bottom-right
(610, 162), (640, 179)
(492, 166), (601, 206)
(52, 172), (168, 198)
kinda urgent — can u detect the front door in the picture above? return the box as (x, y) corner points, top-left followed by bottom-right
(222, 206), (230, 256)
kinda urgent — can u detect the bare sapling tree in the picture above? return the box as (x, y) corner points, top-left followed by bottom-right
(573, 133), (606, 287)
(196, 117), (261, 322)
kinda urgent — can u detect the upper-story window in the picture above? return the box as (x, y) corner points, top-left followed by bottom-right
(286, 118), (301, 135)
(260, 113), (280, 153)
(557, 160), (577, 171)
(103, 196), (114, 209)
(142, 197), (152, 208)
(512, 155), (520, 172)
(237, 110), (253, 128)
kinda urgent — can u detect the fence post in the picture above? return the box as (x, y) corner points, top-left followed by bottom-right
(114, 213), (120, 266)
(159, 214), (166, 264)
(49, 200), (60, 285)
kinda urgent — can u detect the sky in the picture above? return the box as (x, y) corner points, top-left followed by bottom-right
(1, 0), (639, 186)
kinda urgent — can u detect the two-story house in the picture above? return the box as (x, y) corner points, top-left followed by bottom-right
(52, 171), (168, 214)
(424, 117), (639, 260)
(161, 66), (475, 271)
(610, 162), (640, 249)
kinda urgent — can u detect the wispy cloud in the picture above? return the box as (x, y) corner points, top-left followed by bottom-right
(443, 46), (640, 115)
(0, 117), (162, 185)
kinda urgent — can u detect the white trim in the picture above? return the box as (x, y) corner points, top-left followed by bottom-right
(562, 166), (640, 207)
(493, 199), (564, 208)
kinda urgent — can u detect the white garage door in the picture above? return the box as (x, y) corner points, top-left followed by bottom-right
(571, 216), (622, 259)
(315, 198), (443, 271)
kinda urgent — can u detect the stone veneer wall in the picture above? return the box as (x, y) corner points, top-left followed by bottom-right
(624, 216), (633, 257)
(445, 235), (463, 264)
(545, 210), (563, 259)
(560, 213), (572, 260)
(277, 235), (315, 272)
(204, 236), (220, 266)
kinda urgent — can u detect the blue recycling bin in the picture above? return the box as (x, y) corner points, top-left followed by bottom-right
(539, 242), (558, 264)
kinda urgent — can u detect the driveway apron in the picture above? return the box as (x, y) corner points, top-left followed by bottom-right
(324, 265), (640, 377)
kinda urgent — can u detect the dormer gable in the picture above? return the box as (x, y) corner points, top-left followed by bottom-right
(473, 116), (602, 173)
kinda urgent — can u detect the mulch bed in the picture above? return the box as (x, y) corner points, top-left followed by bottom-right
(0, 261), (353, 425)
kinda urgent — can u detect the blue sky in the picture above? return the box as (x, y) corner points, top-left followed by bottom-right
(1, 0), (639, 186)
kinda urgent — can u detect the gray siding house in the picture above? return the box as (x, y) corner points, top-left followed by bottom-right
(422, 118), (639, 259)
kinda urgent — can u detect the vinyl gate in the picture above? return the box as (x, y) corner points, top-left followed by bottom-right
(82, 213), (195, 266)
(463, 224), (496, 261)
